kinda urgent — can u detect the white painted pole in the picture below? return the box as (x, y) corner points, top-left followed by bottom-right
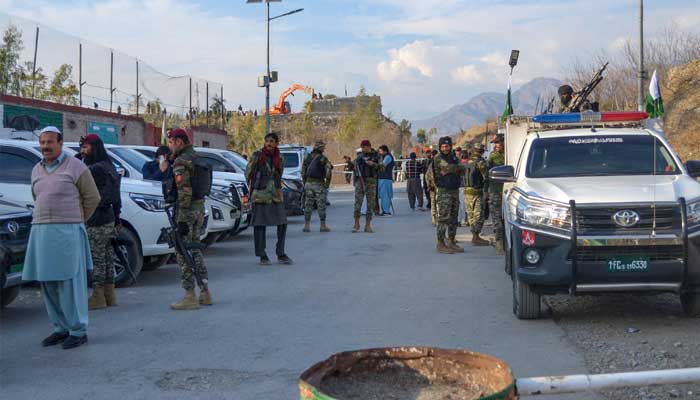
(517, 368), (700, 396)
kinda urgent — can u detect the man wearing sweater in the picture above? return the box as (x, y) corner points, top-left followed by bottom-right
(22, 126), (100, 350)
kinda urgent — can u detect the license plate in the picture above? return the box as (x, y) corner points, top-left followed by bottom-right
(607, 256), (649, 272)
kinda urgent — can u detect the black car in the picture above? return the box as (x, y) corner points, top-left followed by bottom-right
(0, 198), (32, 307)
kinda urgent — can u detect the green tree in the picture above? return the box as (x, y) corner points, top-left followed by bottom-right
(47, 64), (78, 105)
(416, 128), (427, 145)
(0, 24), (24, 95)
(398, 119), (412, 154)
(18, 61), (47, 99)
(428, 128), (438, 144)
(357, 86), (367, 97)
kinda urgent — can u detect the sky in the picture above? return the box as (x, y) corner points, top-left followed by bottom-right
(0, 0), (698, 120)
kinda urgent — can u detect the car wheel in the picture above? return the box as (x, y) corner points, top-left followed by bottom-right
(681, 292), (700, 317)
(142, 254), (171, 271)
(1, 285), (20, 308)
(512, 271), (541, 319)
(114, 227), (143, 287)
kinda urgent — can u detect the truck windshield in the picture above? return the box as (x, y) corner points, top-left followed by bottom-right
(282, 153), (300, 168)
(526, 135), (680, 178)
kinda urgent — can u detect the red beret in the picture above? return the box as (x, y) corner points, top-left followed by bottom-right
(167, 128), (188, 139)
(79, 134), (101, 145)
(360, 140), (371, 147)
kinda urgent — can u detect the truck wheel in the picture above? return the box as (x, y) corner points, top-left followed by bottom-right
(114, 227), (143, 288)
(512, 272), (541, 319)
(142, 254), (170, 271)
(681, 293), (700, 317)
(1, 285), (20, 308)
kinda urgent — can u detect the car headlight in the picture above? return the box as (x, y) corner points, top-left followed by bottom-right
(508, 190), (571, 233)
(209, 185), (233, 204)
(129, 193), (166, 212)
(687, 199), (700, 228)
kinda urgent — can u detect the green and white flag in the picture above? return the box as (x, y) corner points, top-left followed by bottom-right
(646, 70), (664, 119)
(501, 74), (514, 122)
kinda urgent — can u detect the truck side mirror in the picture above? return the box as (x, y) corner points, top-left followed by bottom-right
(489, 165), (515, 183)
(686, 161), (700, 178)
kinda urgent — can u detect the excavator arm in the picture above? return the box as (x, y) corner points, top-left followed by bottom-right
(270, 83), (314, 115)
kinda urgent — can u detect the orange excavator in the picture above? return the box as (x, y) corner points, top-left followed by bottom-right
(269, 83), (315, 115)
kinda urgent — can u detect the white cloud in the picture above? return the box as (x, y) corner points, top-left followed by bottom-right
(480, 52), (507, 67)
(377, 40), (445, 82)
(451, 65), (484, 85)
(609, 36), (631, 51)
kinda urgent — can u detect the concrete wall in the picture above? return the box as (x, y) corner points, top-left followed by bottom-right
(309, 96), (382, 115)
(191, 127), (228, 149)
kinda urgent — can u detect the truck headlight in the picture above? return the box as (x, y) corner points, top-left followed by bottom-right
(209, 186), (233, 204)
(508, 190), (571, 233)
(129, 193), (166, 212)
(687, 199), (700, 228)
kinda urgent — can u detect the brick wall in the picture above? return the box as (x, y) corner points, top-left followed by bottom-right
(191, 127), (227, 149)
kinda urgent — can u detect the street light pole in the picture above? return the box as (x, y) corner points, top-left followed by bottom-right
(266, 0), (271, 135)
(638, 0), (645, 112)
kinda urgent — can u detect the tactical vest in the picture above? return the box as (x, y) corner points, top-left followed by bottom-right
(191, 154), (213, 200)
(378, 154), (394, 180)
(306, 154), (325, 179)
(434, 154), (461, 190)
(465, 159), (484, 190)
(357, 153), (379, 178)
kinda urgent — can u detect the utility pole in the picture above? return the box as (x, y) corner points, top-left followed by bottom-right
(79, 43), (83, 107)
(266, 0), (271, 134)
(189, 77), (193, 128)
(637, 0), (646, 112)
(206, 82), (210, 127)
(221, 86), (225, 129)
(135, 60), (142, 116)
(31, 27), (39, 99)
(109, 51), (115, 113)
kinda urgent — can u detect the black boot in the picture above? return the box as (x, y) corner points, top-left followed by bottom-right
(62, 335), (88, 349)
(42, 332), (69, 347)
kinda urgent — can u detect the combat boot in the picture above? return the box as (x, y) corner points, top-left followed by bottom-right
(471, 233), (490, 247)
(320, 221), (330, 232)
(437, 240), (454, 254)
(170, 289), (200, 310)
(448, 238), (465, 253)
(104, 284), (118, 307)
(495, 241), (505, 255)
(352, 217), (361, 233)
(199, 288), (213, 306)
(303, 219), (311, 233)
(364, 219), (374, 233)
(88, 286), (107, 310)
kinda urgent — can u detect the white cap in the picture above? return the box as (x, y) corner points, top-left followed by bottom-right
(40, 126), (62, 135)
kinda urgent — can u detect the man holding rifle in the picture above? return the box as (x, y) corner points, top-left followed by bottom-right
(352, 140), (381, 233)
(166, 128), (211, 310)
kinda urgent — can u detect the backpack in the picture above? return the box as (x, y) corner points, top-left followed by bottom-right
(306, 154), (325, 179)
(465, 159), (484, 190)
(191, 155), (213, 200)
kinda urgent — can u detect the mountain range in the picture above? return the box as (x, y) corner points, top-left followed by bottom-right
(412, 77), (563, 135)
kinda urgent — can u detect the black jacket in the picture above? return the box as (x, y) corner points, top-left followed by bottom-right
(83, 142), (121, 227)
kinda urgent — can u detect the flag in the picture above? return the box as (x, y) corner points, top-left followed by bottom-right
(501, 74), (514, 122)
(646, 70), (664, 119)
(160, 114), (168, 145)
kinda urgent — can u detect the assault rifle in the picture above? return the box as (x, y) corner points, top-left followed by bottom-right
(111, 233), (137, 285)
(162, 206), (207, 288)
(353, 157), (366, 193)
(564, 62), (609, 113)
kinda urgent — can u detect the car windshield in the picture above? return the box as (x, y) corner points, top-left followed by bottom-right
(282, 152), (300, 168)
(221, 151), (248, 171)
(110, 148), (149, 171)
(526, 135), (680, 178)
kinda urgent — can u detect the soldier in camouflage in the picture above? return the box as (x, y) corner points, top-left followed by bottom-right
(352, 140), (382, 233)
(428, 137), (466, 254)
(464, 143), (490, 246)
(302, 140), (333, 233)
(424, 148), (437, 225)
(486, 134), (506, 255)
(167, 128), (211, 310)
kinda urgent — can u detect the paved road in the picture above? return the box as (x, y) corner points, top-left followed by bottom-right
(1, 188), (598, 399)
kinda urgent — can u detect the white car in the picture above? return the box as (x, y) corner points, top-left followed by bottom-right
(97, 145), (239, 245)
(0, 139), (175, 285)
(125, 145), (253, 235)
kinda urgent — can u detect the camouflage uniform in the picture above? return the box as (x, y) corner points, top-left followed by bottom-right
(353, 150), (382, 221)
(432, 153), (466, 242)
(425, 158), (437, 224)
(302, 150), (333, 222)
(486, 150), (506, 246)
(87, 224), (115, 286)
(173, 145), (208, 291)
(464, 153), (488, 235)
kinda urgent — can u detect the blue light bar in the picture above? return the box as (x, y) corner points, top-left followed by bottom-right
(532, 113), (600, 124)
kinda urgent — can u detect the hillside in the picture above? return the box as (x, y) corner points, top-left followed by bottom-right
(413, 77), (562, 135)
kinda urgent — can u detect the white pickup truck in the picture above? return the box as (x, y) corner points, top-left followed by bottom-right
(489, 112), (700, 319)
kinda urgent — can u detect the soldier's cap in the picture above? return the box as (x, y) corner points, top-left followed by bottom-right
(167, 128), (188, 140)
(558, 85), (574, 96)
(39, 126), (63, 140)
(314, 140), (326, 150)
(473, 143), (485, 152)
(438, 136), (452, 146)
(491, 134), (504, 144)
(79, 134), (102, 146)
(360, 139), (371, 147)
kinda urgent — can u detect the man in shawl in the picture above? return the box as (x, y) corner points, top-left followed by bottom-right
(23, 126), (100, 349)
(245, 132), (294, 266)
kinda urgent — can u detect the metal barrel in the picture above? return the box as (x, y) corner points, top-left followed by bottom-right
(299, 347), (516, 400)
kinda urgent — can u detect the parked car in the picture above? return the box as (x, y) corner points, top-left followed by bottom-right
(493, 112), (700, 319)
(0, 139), (175, 285)
(196, 147), (305, 216)
(99, 145), (239, 246)
(0, 197), (31, 307)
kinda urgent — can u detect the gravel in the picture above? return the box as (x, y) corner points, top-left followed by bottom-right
(546, 293), (700, 399)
